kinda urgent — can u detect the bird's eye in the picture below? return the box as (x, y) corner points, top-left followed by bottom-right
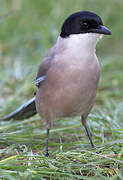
(82, 22), (89, 28)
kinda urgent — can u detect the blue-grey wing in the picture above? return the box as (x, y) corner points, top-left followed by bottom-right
(35, 75), (46, 88)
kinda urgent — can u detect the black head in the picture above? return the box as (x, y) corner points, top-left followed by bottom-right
(60, 11), (112, 38)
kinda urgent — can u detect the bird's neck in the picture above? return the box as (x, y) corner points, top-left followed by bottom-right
(58, 33), (103, 57)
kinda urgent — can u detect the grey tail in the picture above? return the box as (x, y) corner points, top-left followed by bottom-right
(0, 97), (37, 121)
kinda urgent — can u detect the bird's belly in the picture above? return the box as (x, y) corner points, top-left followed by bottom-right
(36, 60), (100, 119)
(56, 76), (98, 117)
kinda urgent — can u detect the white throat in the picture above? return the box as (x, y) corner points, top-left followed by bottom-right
(58, 33), (103, 56)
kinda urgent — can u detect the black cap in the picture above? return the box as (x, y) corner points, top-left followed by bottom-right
(60, 11), (112, 38)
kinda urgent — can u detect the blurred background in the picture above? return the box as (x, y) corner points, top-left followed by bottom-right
(0, 1), (123, 178)
(0, 0), (123, 113)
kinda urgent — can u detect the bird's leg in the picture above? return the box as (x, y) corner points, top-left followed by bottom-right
(81, 116), (95, 148)
(44, 128), (50, 157)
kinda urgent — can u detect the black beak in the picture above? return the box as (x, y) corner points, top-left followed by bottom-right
(98, 25), (112, 35)
(90, 25), (112, 35)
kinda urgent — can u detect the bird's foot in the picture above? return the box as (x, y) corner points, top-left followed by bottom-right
(44, 151), (49, 157)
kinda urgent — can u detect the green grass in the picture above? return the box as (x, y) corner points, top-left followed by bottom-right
(0, 0), (123, 179)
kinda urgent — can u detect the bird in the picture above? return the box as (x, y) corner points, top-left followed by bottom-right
(1, 11), (112, 156)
